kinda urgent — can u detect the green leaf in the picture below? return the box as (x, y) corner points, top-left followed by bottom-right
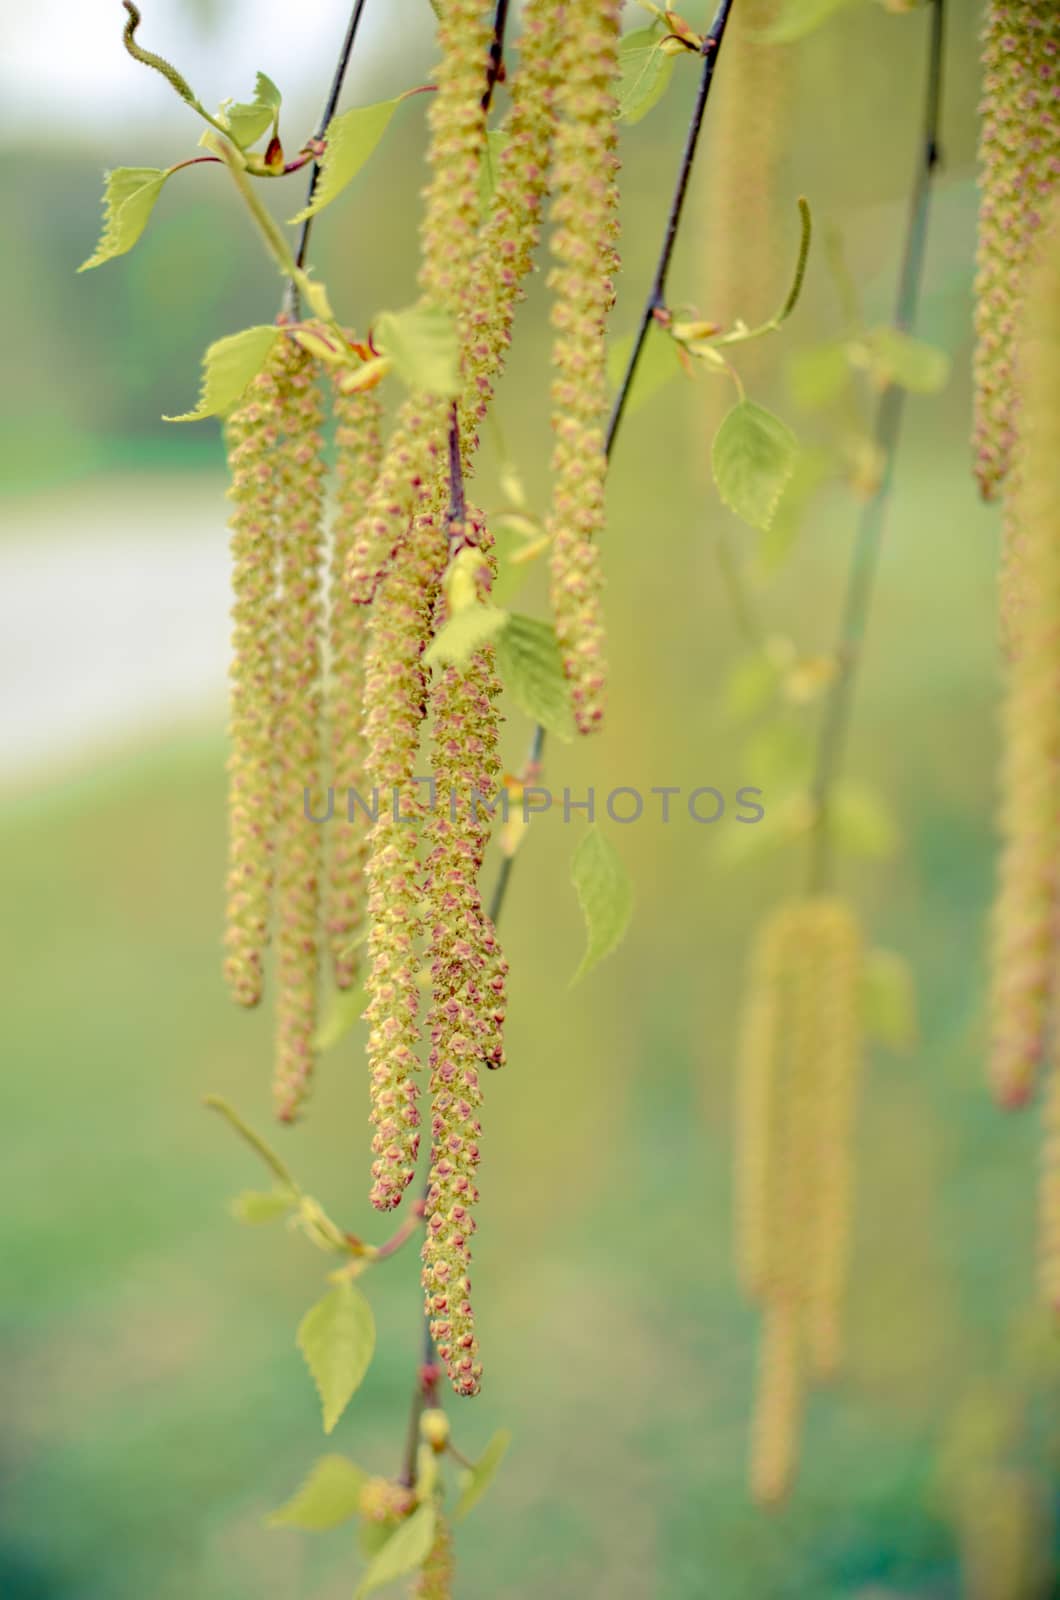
(495, 614), (576, 742)
(289, 100), (399, 222)
(267, 1454), (367, 1531)
(862, 947), (918, 1051)
(866, 327), (951, 394)
(570, 827), (634, 985)
(454, 1429), (512, 1521)
(786, 342), (851, 411)
(231, 1187), (298, 1224)
(297, 1282), (376, 1434)
(223, 100), (274, 149)
(374, 305), (459, 397)
(830, 778), (900, 860)
(607, 322), (684, 419)
(617, 27), (676, 123)
(312, 984), (365, 1053)
(712, 401), (799, 532)
(356, 1503), (436, 1598)
(759, 0), (860, 43)
(358, 1519), (396, 1560)
(78, 167), (169, 271)
(478, 127), (507, 215)
(426, 604), (509, 668)
(722, 653), (780, 724)
(165, 325), (281, 423)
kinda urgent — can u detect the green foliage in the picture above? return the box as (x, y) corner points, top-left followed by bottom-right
(453, 1429), (511, 1521)
(425, 604), (509, 667)
(712, 401), (799, 531)
(164, 325), (281, 422)
(221, 71), (283, 151)
(290, 100), (400, 222)
(786, 341), (851, 411)
(760, 0), (860, 43)
(607, 322), (684, 418)
(356, 1503), (436, 1597)
(866, 326), (951, 394)
(230, 1188), (298, 1224)
(616, 27), (676, 124)
(297, 1282), (376, 1434)
(570, 827), (634, 985)
(831, 778), (901, 860)
(722, 652), (781, 724)
(267, 1454), (368, 1530)
(862, 947), (918, 1051)
(495, 614), (576, 741)
(374, 305), (460, 396)
(312, 984), (366, 1052)
(79, 167), (170, 272)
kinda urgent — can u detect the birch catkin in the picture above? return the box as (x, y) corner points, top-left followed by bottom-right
(222, 358), (282, 1009)
(272, 343), (328, 1122)
(974, 0), (1060, 503)
(546, 0), (621, 736)
(327, 379), (382, 990)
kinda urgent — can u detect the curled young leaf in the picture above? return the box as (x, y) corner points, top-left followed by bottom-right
(425, 604), (509, 668)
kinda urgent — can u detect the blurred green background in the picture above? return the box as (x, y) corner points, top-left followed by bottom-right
(4, 1), (1057, 1595)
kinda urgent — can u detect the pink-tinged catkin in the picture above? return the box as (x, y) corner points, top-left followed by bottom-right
(421, 513), (507, 1398)
(328, 379), (382, 989)
(459, 0), (563, 443)
(990, 213), (1060, 1111)
(272, 342), (328, 1122)
(974, 0), (1060, 503)
(546, 0), (621, 735)
(750, 1299), (804, 1509)
(362, 514), (448, 1210)
(222, 358), (283, 1008)
(413, 1515), (455, 1599)
(345, 397), (448, 606)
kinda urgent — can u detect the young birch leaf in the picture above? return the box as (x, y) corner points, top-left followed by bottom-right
(862, 948), (918, 1052)
(712, 401), (798, 532)
(289, 100), (399, 222)
(866, 326), (951, 394)
(164, 326), (281, 423)
(373, 306), (459, 397)
(617, 27), (675, 123)
(356, 1503), (436, 1598)
(495, 614), (575, 741)
(607, 323), (683, 419)
(425, 605), (509, 668)
(453, 1429), (512, 1521)
(312, 984), (366, 1053)
(267, 1454), (367, 1531)
(760, 0), (859, 43)
(297, 1281), (376, 1434)
(222, 98), (274, 150)
(570, 828), (634, 985)
(231, 1187), (298, 1224)
(78, 167), (169, 271)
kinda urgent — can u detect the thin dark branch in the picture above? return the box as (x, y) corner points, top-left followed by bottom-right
(284, 0), (371, 314)
(447, 402), (467, 536)
(806, 0), (945, 892)
(483, 0), (511, 112)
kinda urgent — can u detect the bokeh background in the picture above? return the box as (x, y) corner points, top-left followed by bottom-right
(5, 1), (1056, 1595)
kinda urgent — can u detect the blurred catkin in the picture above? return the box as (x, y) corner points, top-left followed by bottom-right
(272, 343), (328, 1122)
(362, 514), (448, 1210)
(546, 0), (621, 735)
(990, 213), (1060, 1113)
(222, 356), (283, 1009)
(328, 378), (382, 990)
(413, 1514), (454, 1598)
(421, 514), (506, 1397)
(974, 0), (1060, 503)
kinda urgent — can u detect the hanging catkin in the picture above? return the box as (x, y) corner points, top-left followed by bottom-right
(413, 1515), (455, 1599)
(421, 512), (506, 1398)
(327, 377), (382, 990)
(272, 341), (328, 1122)
(990, 212), (1060, 1113)
(974, 0), (1060, 504)
(222, 355), (283, 1009)
(546, 0), (621, 736)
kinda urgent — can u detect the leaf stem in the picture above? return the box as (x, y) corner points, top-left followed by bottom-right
(203, 1095), (300, 1192)
(805, 0), (944, 893)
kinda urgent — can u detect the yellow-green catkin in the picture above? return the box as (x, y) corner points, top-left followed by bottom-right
(421, 513), (506, 1398)
(346, 0), (490, 605)
(750, 1299), (804, 1509)
(362, 514), (448, 1210)
(459, 0), (563, 443)
(959, 1468), (1052, 1600)
(412, 1514), (454, 1598)
(328, 379), (382, 990)
(222, 356), (283, 1009)
(546, 0), (621, 736)
(990, 214), (1060, 1113)
(974, 0), (1060, 503)
(735, 907), (788, 1299)
(272, 342), (328, 1122)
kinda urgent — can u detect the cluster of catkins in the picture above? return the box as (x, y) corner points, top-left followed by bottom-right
(734, 897), (863, 1505)
(980, 0), (1060, 1316)
(221, 0), (622, 1398)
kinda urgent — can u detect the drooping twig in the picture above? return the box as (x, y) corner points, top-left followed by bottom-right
(806, 0), (945, 892)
